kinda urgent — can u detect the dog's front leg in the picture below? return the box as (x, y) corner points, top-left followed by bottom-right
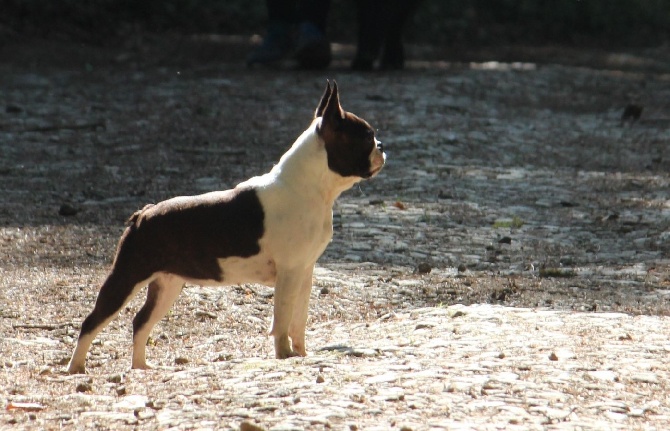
(288, 266), (314, 356)
(270, 268), (308, 358)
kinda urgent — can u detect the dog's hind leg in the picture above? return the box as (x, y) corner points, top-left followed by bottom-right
(131, 274), (184, 369)
(67, 270), (152, 374)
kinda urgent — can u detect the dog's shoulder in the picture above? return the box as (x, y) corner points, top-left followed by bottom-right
(236, 172), (278, 190)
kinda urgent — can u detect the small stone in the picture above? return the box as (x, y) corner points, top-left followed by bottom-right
(107, 374), (123, 384)
(146, 399), (166, 410)
(134, 408), (155, 420)
(350, 394), (366, 403)
(449, 309), (466, 318)
(347, 348), (377, 357)
(6, 104), (23, 114)
(559, 256), (575, 265)
(632, 372), (658, 384)
(320, 286), (330, 295)
(587, 371), (617, 382)
(195, 310), (217, 320)
(548, 352), (559, 361)
(417, 262), (432, 274)
(76, 382), (92, 393)
(457, 264), (467, 273)
(316, 374), (325, 384)
(116, 386), (127, 396)
(174, 357), (189, 365)
(213, 353), (233, 362)
(59, 203), (78, 216)
(621, 103), (643, 123)
(240, 421), (266, 431)
(498, 236), (512, 244)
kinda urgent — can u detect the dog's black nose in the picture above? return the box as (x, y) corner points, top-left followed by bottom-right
(376, 142), (384, 152)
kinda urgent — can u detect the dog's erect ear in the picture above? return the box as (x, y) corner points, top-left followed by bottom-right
(320, 81), (344, 126)
(315, 80), (332, 118)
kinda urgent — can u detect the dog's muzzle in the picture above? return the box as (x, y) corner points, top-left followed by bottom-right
(367, 140), (386, 178)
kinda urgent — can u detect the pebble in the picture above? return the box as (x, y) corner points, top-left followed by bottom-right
(631, 372), (659, 384)
(240, 421), (265, 431)
(75, 382), (92, 393)
(114, 394), (149, 410)
(107, 374), (123, 383)
(347, 348), (378, 357)
(58, 203), (78, 216)
(6, 104), (23, 113)
(586, 371), (617, 382)
(417, 262), (432, 274)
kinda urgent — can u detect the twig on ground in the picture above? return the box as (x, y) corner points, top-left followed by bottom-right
(13, 322), (77, 330)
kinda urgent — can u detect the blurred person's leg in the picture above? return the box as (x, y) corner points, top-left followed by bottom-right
(295, 0), (332, 69)
(247, 0), (298, 66)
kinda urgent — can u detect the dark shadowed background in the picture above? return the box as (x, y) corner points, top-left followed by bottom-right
(1, 0), (669, 47)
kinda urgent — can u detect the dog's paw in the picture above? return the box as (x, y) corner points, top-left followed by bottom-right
(66, 364), (86, 375)
(276, 350), (302, 359)
(131, 361), (153, 370)
(275, 344), (302, 359)
(291, 345), (307, 357)
(66, 359), (86, 374)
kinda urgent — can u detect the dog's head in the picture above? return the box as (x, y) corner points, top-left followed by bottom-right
(315, 81), (385, 179)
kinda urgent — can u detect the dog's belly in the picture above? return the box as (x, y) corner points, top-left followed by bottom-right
(213, 253), (277, 287)
(181, 254), (276, 287)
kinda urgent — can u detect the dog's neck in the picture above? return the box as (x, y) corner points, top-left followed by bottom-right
(269, 119), (361, 204)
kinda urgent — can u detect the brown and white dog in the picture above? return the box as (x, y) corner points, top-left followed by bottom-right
(67, 81), (385, 373)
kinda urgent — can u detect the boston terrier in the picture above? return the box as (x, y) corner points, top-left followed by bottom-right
(67, 81), (385, 374)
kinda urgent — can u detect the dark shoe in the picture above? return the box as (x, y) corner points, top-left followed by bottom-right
(294, 22), (331, 69)
(247, 22), (294, 66)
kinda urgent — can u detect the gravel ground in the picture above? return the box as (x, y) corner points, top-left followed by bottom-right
(1, 37), (670, 430)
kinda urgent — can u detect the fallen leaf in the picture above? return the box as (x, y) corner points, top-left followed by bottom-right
(6, 402), (45, 412)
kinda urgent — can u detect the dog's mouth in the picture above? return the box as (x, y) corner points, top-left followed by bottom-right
(367, 165), (383, 178)
(364, 151), (386, 179)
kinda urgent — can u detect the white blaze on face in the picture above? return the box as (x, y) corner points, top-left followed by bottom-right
(369, 137), (386, 177)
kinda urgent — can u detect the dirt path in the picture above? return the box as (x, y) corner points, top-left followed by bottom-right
(1, 37), (670, 430)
